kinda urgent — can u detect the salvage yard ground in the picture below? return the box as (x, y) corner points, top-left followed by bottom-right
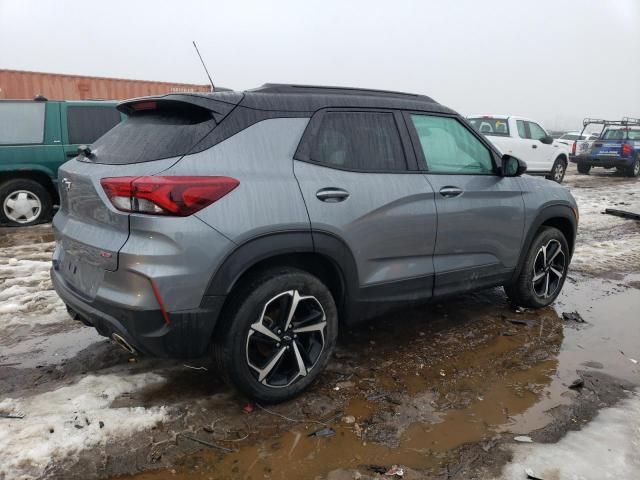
(1, 165), (639, 480)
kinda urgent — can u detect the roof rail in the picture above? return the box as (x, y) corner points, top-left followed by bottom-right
(249, 83), (436, 103)
(583, 117), (640, 127)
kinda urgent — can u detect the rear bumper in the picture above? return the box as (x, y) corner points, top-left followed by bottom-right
(51, 267), (225, 358)
(576, 156), (632, 168)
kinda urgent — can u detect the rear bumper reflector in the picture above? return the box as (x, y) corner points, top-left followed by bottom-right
(149, 279), (171, 325)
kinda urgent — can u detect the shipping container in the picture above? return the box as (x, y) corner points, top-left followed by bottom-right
(0, 69), (212, 100)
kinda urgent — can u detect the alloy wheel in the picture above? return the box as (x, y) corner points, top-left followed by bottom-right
(531, 239), (566, 298)
(553, 162), (565, 182)
(3, 190), (42, 224)
(246, 290), (327, 388)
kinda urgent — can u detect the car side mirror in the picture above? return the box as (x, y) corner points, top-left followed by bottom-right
(501, 154), (527, 177)
(540, 135), (554, 145)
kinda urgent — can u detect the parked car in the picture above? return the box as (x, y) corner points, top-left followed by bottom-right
(574, 118), (640, 177)
(556, 131), (600, 158)
(468, 115), (571, 183)
(51, 85), (578, 403)
(0, 98), (123, 226)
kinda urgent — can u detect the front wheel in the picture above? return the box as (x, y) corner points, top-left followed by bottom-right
(546, 158), (567, 183)
(577, 163), (591, 175)
(625, 157), (640, 177)
(504, 227), (569, 309)
(213, 267), (338, 404)
(0, 179), (53, 227)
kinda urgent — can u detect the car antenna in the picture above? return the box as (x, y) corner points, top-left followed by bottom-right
(192, 40), (215, 92)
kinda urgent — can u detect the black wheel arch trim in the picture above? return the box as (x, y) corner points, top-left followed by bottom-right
(509, 203), (577, 284)
(202, 230), (359, 308)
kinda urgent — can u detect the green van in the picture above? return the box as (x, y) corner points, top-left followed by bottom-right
(0, 99), (124, 226)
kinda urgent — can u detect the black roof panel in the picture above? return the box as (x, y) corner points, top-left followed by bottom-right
(238, 83), (451, 113)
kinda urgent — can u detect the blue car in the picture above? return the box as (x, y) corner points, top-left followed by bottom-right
(575, 118), (640, 177)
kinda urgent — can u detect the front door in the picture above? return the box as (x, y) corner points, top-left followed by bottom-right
(405, 113), (525, 296)
(293, 110), (438, 299)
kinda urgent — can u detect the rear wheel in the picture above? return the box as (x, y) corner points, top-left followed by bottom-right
(213, 267), (338, 403)
(625, 157), (640, 177)
(0, 179), (52, 226)
(504, 227), (569, 308)
(546, 157), (567, 183)
(577, 163), (591, 175)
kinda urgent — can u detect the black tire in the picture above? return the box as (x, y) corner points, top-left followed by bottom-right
(546, 157), (567, 183)
(577, 163), (591, 175)
(0, 179), (52, 227)
(625, 157), (640, 177)
(504, 226), (569, 309)
(213, 267), (338, 404)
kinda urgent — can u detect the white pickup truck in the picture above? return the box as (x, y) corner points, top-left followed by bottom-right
(468, 115), (570, 183)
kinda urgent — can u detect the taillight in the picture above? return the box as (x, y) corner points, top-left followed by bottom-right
(100, 176), (239, 216)
(621, 143), (632, 156)
(571, 141), (576, 155)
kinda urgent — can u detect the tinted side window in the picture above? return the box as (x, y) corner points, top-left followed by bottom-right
(310, 112), (406, 171)
(516, 120), (528, 139)
(0, 103), (45, 145)
(410, 115), (494, 174)
(527, 122), (547, 141)
(67, 106), (121, 145)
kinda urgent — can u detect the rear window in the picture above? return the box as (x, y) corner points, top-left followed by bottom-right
(67, 106), (121, 145)
(601, 129), (640, 140)
(89, 101), (217, 164)
(559, 134), (585, 141)
(0, 102), (45, 145)
(468, 118), (510, 136)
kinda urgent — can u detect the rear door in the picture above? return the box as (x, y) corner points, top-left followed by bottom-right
(405, 112), (524, 296)
(294, 109), (438, 297)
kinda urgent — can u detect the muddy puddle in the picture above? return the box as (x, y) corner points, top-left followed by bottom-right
(102, 272), (633, 480)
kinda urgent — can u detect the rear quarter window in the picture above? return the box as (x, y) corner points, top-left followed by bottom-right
(67, 106), (122, 145)
(0, 102), (45, 145)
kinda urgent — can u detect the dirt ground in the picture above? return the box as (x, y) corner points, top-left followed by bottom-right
(1, 165), (639, 480)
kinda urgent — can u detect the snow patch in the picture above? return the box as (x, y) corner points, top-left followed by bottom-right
(497, 393), (640, 479)
(0, 373), (168, 480)
(0, 240), (68, 336)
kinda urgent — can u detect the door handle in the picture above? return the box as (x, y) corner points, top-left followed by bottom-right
(316, 188), (350, 203)
(439, 186), (463, 198)
(532, 144), (538, 149)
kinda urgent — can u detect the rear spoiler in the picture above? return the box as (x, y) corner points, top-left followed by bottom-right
(117, 92), (244, 124)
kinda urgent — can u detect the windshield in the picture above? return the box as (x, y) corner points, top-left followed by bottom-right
(468, 117), (510, 136)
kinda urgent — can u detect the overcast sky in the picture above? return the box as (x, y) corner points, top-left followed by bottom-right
(1, 0), (639, 130)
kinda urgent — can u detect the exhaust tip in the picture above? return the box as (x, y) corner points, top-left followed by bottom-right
(112, 333), (137, 355)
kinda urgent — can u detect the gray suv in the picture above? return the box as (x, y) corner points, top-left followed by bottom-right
(51, 84), (578, 403)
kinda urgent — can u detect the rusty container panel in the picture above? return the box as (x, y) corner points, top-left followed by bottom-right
(0, 69), (212, 100)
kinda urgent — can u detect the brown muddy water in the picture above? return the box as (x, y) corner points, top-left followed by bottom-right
(113, 276), (640, 480)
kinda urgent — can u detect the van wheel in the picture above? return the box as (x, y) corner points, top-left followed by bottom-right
(0, 179), (52, 226)
(504, 227), (569, 309)
(626, 157), (640, 177)
(546, 158), (567, 183)
(213, 267), (338, 404)
(577, 163), (591, 175)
